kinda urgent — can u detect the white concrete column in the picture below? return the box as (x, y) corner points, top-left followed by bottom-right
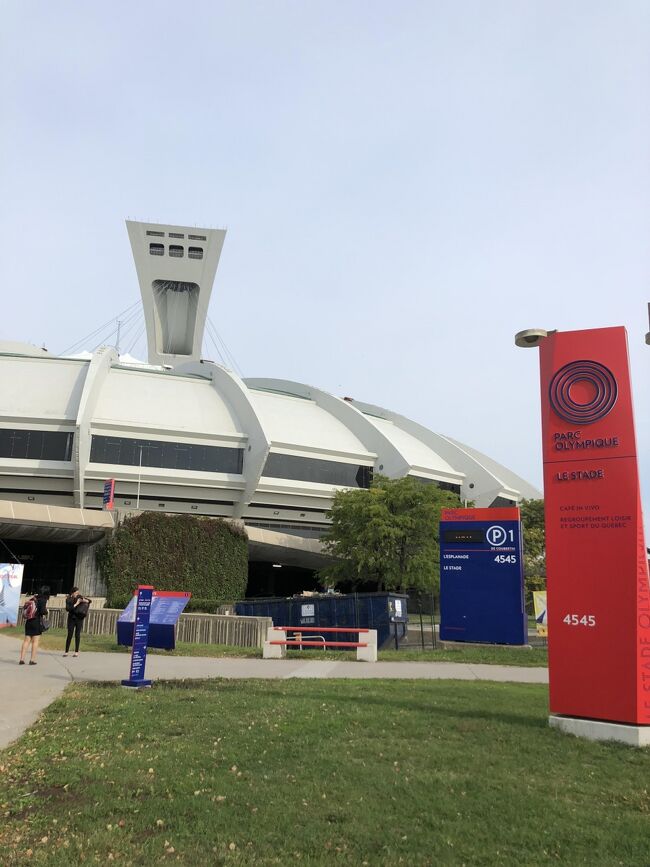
(356, 629), (377, 662)
(73, 346), (118, 507)
(263, 627), (286, 659)
(173, 361), (271, 518)
(74, 540), (107, 597)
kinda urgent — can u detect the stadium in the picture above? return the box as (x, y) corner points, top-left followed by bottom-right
(0, 220), (540, 597)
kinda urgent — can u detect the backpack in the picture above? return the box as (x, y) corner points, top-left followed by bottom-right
(23, 596), (38, 620)
(75, 600), (90, 619)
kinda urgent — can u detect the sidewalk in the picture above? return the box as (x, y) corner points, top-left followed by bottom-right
(0, 639), (548, 750)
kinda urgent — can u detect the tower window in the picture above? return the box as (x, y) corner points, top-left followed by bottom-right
(169, 232), (184, 239)
(149, 243), (164, 256)
(169, 245), (184, 258)
(146, 230), (164, 237)
(188, 234), (206, 241)
(188, 247), (203, 260)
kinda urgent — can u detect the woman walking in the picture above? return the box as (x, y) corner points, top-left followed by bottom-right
(19, 585), (50, 665)
(64, 587), (90, 657)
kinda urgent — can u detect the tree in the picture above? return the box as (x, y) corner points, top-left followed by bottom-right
(520, 498), (546, 610)
(320, 475), (461, 593)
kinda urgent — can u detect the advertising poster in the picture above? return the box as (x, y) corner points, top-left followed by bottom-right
(0, 563), (25, 628)
(533, 591), (548, 637)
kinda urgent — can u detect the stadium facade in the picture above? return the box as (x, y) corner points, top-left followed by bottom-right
(0, 221), (540, 596)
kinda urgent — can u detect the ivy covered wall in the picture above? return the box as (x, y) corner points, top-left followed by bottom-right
(98, 512), (248, 610)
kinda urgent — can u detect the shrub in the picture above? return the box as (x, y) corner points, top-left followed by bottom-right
(98, 512), (248, 608)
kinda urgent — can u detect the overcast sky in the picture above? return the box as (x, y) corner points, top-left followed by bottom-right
(1, 2), (648, 515)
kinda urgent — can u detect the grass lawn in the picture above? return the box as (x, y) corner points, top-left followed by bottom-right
(1, 679), (648, 866)
(0, 628), (547, 667)
(0, 627), (259, 658)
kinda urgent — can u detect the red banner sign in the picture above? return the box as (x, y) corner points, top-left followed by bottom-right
(539, 326), (650, 725)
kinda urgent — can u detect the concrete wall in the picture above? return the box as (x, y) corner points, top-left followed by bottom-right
(35, 607), (271, 649)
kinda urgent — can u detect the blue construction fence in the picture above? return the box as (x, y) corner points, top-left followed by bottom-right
(235, 592), (408, 650)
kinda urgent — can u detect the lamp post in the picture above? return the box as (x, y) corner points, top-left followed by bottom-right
(136, 445), (143, 509)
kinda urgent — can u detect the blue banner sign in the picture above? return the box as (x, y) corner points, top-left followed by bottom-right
(439, 507), (527, 646)
(121, 585), (154, 688)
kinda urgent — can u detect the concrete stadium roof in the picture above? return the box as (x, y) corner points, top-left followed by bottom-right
(0, 351), (540, 527)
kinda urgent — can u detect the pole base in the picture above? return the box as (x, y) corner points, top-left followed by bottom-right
(549, 715), (650, 747)
(121, 679), (152, 689)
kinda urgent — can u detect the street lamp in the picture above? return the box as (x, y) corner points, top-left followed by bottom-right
(514, 328), (552, 348)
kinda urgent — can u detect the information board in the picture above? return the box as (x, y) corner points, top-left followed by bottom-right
(537, 326), (650, 725)
(439, 507), (527, 645)
(117, 590), (191, 651)
(121, 585), (154, 688)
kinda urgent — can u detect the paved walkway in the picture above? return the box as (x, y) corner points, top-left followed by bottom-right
(0, 638), (548, 750)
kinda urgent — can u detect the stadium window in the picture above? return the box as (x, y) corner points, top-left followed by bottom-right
(149, 243), (164, 256)
(169, 245), (184, 258)
(489, 496), (517, 508)
(188, 247), (203, 260)
(262, 453), (372, 488)
(89, 435), (244, 474)
(0, 429), (73, 461)
(411, 476), (462, 496)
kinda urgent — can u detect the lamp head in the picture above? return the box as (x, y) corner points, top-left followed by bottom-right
(515, 328), (550, 348)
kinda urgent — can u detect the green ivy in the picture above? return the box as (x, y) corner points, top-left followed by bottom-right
(98, 512), (248, 609)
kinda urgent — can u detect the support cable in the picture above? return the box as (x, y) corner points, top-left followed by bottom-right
(125, 321), (147, 357)
(60, 300), (141, 355)
(92, 307), (143, 353)
(204, 319), (228, 367)
(107, 308), (144, 354)
(206, 315), (244, 377)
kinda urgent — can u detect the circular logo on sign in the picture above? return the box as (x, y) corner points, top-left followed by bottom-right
(548, 360), (617, 425)
(486, 525), (507, 546)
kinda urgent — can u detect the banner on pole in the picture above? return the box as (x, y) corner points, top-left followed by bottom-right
(103, 479), (115, 511)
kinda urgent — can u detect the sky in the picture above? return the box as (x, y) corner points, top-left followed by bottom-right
(1, 1), (649, 514)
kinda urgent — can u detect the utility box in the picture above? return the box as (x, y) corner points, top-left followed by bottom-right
(236, 592), (408, 649)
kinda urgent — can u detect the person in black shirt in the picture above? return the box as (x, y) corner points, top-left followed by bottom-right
(64, 587), (90, 657)
(19, 585), (50, 665)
